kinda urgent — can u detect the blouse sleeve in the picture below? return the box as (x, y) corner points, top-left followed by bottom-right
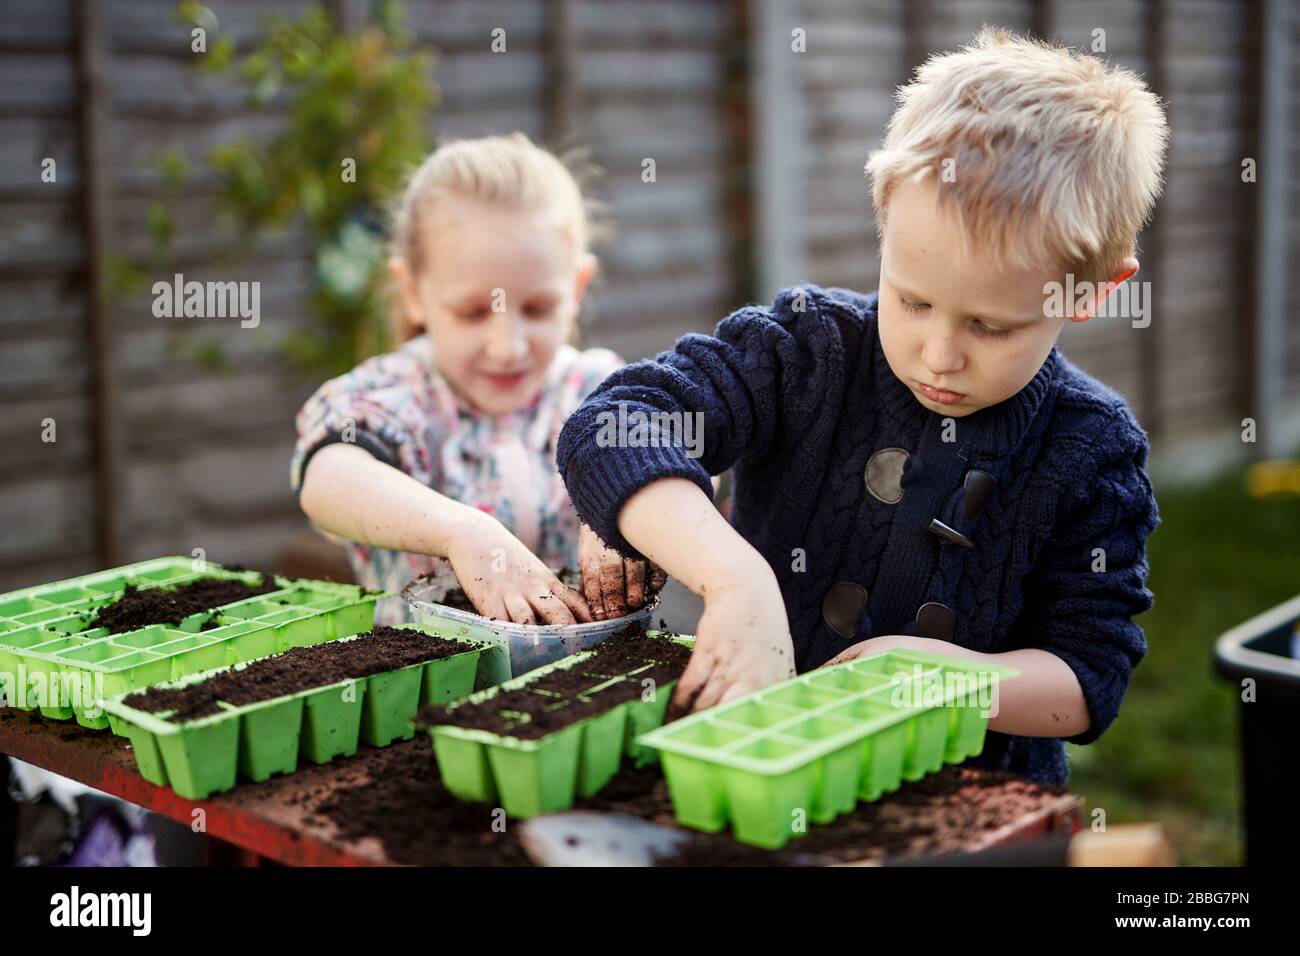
(290, 347), (439, 494)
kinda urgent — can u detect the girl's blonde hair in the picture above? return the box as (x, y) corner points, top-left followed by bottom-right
(865, 26), (1169, 283)
(389, 133), (608, 342)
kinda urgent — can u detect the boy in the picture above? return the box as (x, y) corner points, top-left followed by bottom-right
(557, 28), (1167, 786)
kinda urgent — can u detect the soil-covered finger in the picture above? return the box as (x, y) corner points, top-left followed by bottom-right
(647, 563), (668, 595)
(554, 582), (593, 623)
(667, 653), (716, 721)
(528, 589), (577, 626)
(690, 672), (731, 713)
(581, 561), (607, 620)
(624, 559), (646, 609)
(599, 557), (628, 619)
(503, 593), (537, 625)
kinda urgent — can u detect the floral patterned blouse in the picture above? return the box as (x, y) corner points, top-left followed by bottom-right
(290, 335), (623, 624)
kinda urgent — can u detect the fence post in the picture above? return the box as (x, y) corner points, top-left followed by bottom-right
(543, 0), (578, 149)
(76, 0), (121, 567)
(749, 0), (808, 300)
(1250, 0), (1292, 458)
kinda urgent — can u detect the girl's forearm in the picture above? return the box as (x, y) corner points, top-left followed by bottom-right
(617, 477), (775, 599)
(299, 442), (487, 556)
(886, 637), (1090, 737)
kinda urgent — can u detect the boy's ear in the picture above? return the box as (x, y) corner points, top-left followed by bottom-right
(1071, 256), (1140, 323)
(573, 253), (599, 303)
(387, 255), (425, 331)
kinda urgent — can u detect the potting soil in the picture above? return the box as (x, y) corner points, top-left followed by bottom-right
(89, 575), (280, 633)
(123, 626), (477, 722)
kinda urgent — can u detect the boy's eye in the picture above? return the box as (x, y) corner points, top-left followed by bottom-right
(455, 306), (490, 321)
(971, 320), (1012, 340)
(897, 294), (928, 313)
(524, 301), (557, 319)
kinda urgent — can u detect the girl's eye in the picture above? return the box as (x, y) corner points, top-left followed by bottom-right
(897, 294), (928, 314)
(455, 307), (490, 321)
(971, 320), (1012, 340)
(524, 301), (557, 319)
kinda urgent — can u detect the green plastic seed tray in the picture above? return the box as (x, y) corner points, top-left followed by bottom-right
(350, 623), (487, 747)
(427, 631), (692, 818)
(297, 679), (369, 764)
(101, 624), (490, 799)
(100, 671), (243, 800)
(234, 694), (306, 781)
(635, 648), (1019, 849)
(0, 556), (386, 733)
(0, 625), (60, 712)
(12, 619), (235, 729)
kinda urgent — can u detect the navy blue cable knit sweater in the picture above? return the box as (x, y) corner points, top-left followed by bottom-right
(557, 284), (1159, 787)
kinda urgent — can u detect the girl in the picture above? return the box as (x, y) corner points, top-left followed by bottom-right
(292, 133), (661, 625)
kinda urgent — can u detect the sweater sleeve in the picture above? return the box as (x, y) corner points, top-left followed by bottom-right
(556, 286), (846, 558)
(1017, 422), (1160, 746)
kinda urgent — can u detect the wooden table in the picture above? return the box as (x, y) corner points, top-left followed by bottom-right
(1, 708), (1084, 866)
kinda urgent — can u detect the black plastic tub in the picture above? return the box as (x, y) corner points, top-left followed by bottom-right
(1212, 594), (1300, 867)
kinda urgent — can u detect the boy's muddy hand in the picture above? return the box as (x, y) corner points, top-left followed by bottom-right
(447, 513), (592, 625)
(579, 523), (667, 621)
(667, 581), (795, 718)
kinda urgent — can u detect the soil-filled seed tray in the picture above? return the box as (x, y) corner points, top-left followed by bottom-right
(100, 624), (490, 800)
(635, 649), (1019, 849)
(423, 628), (693, 818)
(0, 556), (382, 731)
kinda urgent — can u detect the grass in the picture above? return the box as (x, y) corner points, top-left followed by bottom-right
(1065, 460), (1300, 866)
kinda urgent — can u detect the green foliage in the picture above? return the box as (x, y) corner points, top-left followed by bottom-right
(103, 148), (190, 301)
(206, 4), (433, 233)
(152, 1), (436, 376)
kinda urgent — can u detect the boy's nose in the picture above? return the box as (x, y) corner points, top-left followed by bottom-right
(921, 333), (965, 375)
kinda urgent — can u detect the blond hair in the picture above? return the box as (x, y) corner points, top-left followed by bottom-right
(865, 26), (1169, 283)
(392, 132), (606, 272)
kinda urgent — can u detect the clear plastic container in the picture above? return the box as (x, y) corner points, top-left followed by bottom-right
(401, 569), (661, 682)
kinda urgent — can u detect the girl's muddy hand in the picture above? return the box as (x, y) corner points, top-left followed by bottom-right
(448, 513), (592, 625)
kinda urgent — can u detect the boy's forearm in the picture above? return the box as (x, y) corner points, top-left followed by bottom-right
(617, 477), (775, 600)
(874, 636), (1092, 738)
(299, 442), (488, 557)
